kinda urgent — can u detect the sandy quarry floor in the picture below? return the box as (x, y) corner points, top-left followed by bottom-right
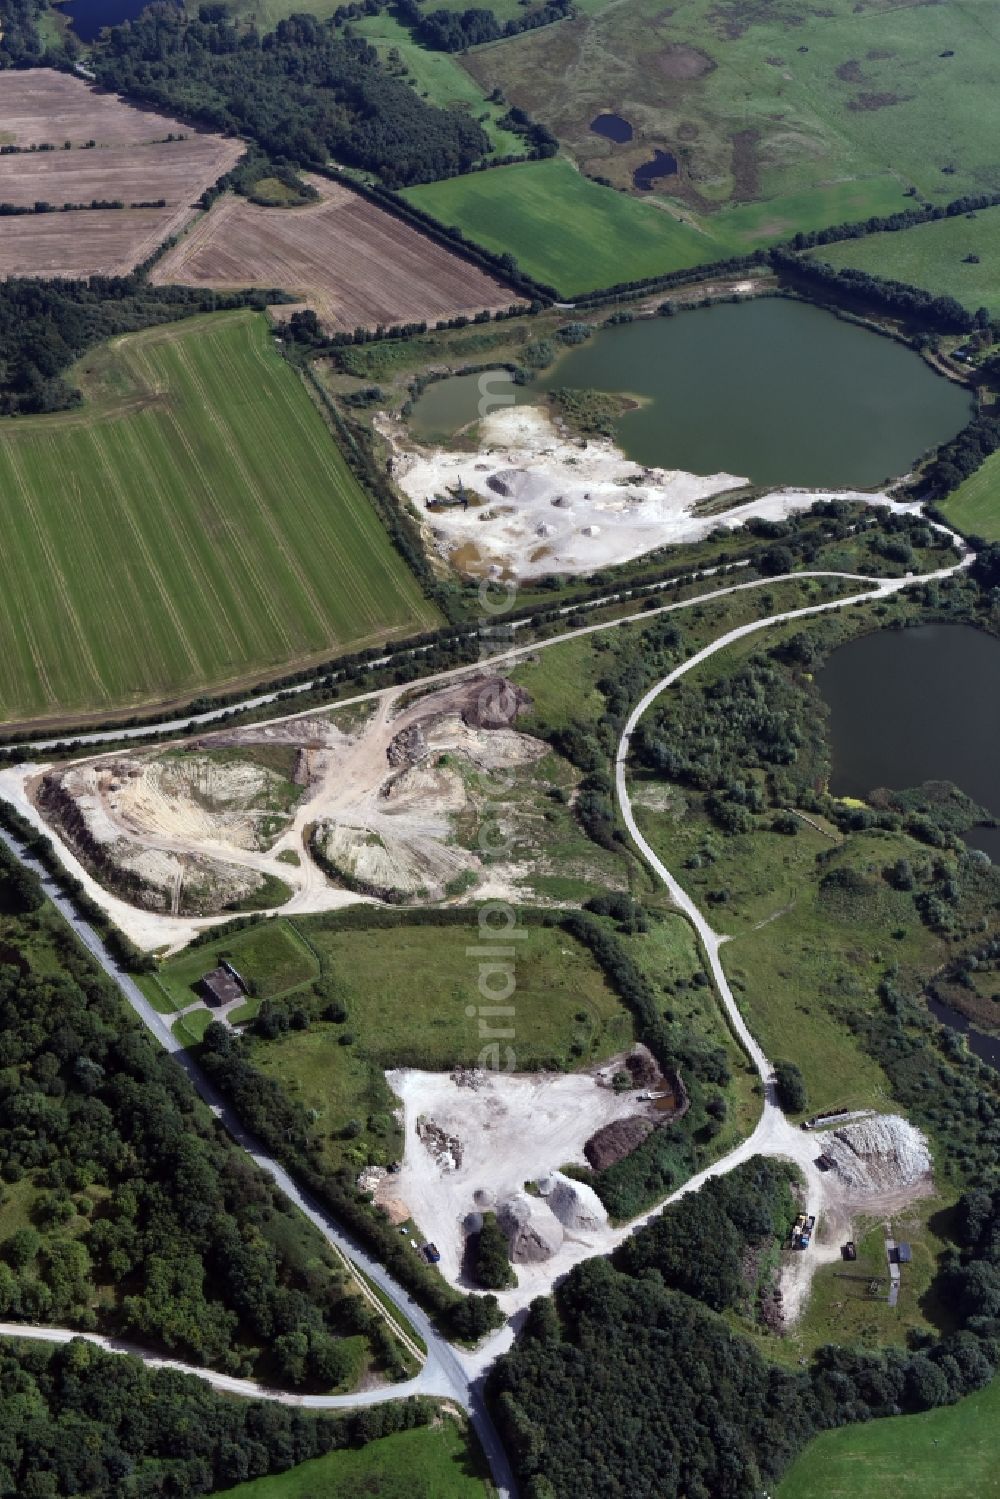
(387, 1064), (655, 1303)
(18, 675), (549, 949)
(383, 1064), (935, 1323)
(387, 405), (894, 579)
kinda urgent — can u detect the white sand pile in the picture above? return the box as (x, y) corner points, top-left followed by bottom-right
(498, 1192), (565, 1263)
(537, 1171), (608, 1233)
(819, 1114), (931, 1192)
(386, 405), (895, 579)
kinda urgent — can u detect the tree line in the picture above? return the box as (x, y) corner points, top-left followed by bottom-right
(773, 249), (986, 334)
(93, 9), (489, 188)
(0, 276), (277, 417)
(0, 1336), (436, 1496)
(395, 0), (573, 52)
(788, 189), (1000, 251)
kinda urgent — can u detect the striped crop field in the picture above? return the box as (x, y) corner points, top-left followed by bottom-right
(0, 310), (439, 727)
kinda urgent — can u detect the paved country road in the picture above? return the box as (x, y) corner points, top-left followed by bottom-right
(0, 828), (518, 1499)
(0, 528), (971, 1495)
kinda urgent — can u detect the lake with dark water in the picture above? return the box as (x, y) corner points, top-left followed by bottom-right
(590, 114), (634, 144)
(409, 368), (514, 441)
(818, 624), (1000, 820)
(927, 996), (1000, 1071)
(533, 298), (972, 487)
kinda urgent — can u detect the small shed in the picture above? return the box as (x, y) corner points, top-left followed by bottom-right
(895, 1242), (913, 1264)
(201, 967), (242, 1007)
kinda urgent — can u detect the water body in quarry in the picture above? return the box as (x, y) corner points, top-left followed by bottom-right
(409, 301), (971, 489)
(533, 297), (973, 488)
(819, 622), (1000, 1065)
(409, 369), (514, 441)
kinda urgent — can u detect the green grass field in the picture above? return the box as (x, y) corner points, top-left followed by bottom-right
(404, 158), (720, 294)
(244, 914), (633, 1171)
(778, 1376), (1000, 1499)
(810, 206), (1000, 316)
(942, 447), (1000, 539)
(402, 155), (911, 295)
(0, 310), (437, 726)
(215, 1420), (493, 1498)
(461, 0), (1000, 239)
(139, 918), (320, 1014)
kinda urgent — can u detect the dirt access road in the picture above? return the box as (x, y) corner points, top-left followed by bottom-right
(613, 524), (971, 1317)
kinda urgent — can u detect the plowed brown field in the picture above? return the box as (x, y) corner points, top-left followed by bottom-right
(0, 69), (241, 277)
(0, 68), (189, 147)
(151, 174), (516, 330)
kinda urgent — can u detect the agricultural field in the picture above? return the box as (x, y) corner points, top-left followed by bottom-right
(403, 156), (910, 294)
(403, 157), (717, 294)
(0, 309), (438, 725)
(216, 1419), (494, 1498)
(0, 69), (240, 277)
(152, 174), (517, 330)
(809, 206), (1000, 316)
(942, 447), (1000, 539)
(241, 913), (633, 1172)
(778, 1376), (1000, 1499)
(0, 68), (191, 147)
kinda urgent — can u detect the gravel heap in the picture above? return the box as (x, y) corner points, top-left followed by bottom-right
(536, 1172), (607, 1233)
(821, 1114), (931, 1192)
(497, 1192), (564, 1263)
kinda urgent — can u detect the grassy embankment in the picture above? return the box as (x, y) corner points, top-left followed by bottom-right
(808, 206), (1000, 317)
(0, 309), (437, 726)
(215, 1418), (494, 1498)
(353, 11), (526, 158)
(777, 1375), (1000, 1499)
(942, 447), (1000, 540)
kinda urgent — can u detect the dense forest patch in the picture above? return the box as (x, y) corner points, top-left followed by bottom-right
(0, 842), (395, 1388)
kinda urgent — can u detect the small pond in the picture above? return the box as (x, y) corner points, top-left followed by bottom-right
(408, 368), (514, 441)
(927, 997), (1000, 1072)
(634, 149), (678, 189)
(532, 297), (972, 487)
(819, 622), (1000, 1061)
(590, 113), (634, 144)
(57, 0), (176, 41)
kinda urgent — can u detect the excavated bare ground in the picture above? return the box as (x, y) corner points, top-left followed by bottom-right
(34, 756), (293, 916)
(30, 675), (551, 921)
